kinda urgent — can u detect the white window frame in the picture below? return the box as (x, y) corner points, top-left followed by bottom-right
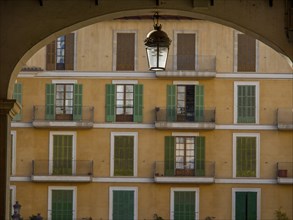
(233, 133), (260, 178)
(113, 30), (137, 71)
(234, 81), (259, 124)
(49, 131), (76, 175)
(48, 186), (77, 220)
(109, 186), (138, 220)
(110, 132), (138, 177)
(11, 131), (16, 175)
(170, 188), (199, 220)
(233, 31), (259, 72)
(173, 31), (198, 71)
(9, 185), (16, 215)
(232, 188), (261, 220)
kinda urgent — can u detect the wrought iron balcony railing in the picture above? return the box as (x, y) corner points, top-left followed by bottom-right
(154, 161), (215, 178)
(277, 108), (293, 130)
(155, 107), (216, 123)
(32, 160), (93, 176)
(277, 162), (293, 178)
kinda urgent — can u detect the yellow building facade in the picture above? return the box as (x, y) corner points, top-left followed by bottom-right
(10, 18), (293, 220)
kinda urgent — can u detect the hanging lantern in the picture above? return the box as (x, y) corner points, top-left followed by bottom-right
(144, 12), (171, 71)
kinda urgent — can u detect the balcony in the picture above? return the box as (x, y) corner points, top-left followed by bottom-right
(31, 160), (93, 182)
(154, 161), (215, 183)
(156, 55), (216, 78)
(277, 162), (293, 184)
(32, 105), (94, 128)
(155, 107), (216, 130)
(277, 108), (293, 130)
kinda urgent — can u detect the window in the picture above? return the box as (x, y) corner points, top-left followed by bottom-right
(165, 136), (205, 177)
(232, 188), (261, 220)
(170, 188), (199, 220)
(49, 132), (76, 175)
(234, 82), (259, 124)
(111, 132), (138, 177)
(234, 33), (257, 72)
(48, 187), (76, 220)
(105, 83), (143, 122)
(176, 33), (196, 70)
(9, 186), (16, 216)
(115, 32), (136, 71)
(12, 83), (22, 121)
(167, 84), (204, 122)
(109, 187), (138, 220)
(46, 33), (75, 70)
(233, 133), (260, 178)
(11, 131), (16, 176)
(45, 82), (82, 121)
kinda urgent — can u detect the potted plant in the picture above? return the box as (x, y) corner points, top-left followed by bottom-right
(274, 207), (289, 220)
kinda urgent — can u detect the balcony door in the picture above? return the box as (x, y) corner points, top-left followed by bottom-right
(51, 134), (74, 175)
(55, 84), (74, 120)
(177, 85), (195, 122)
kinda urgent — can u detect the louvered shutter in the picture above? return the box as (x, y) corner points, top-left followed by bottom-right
(167, 85), (176, 122)
(177, 33), (196, 70)
(133, 84), (143, 122)
(113, 190), (134, 220)
(73, 84), (82, 121)
(105, 84), (115, 122)
(13, 83), (22, 121)
(116, 33), (135, 71)
(237, 85), (256, 123)
(195, 136), (205, 176)
(237, 34), (256, 72)
(195, 85), (204, 122)
(45, 84), (55, 120)
(164, 136), (175, 176)
(46, 40), (56, 70)
(65, 33), (74, 70)
(51, 190), (73, 220)
(174, 191), (195, 220)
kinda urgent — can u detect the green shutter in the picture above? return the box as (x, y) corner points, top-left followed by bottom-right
(45, 84), (55, 120)
(113, 190), (134, 220)
(235, 192), (257, 220)
(133, 84), (143, 123)
(237, 85), (256, 123)
(195, 85), (204, 122)
(13, 83), (22, 121)
(174, 191), (195, 220)
(105, 84), (115, 122)
(73, 84), (83, 121)
(114, 136), (134, 176)
(236, 192), (247, 220)
(52, 190), (73, 220)
(247, 192), (257, 220)
(195, 136), (205, 176)
(167, 85), (176, 122)
(53, 135), (72, 175)
(164, 136), (175, 176)
(236, 137), (256, 177)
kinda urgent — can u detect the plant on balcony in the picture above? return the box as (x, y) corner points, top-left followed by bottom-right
(153, 213), (164, 220)
(29, 213), (43, 220)
(274, 207), (289, 220)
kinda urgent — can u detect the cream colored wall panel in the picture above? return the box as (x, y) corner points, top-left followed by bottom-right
(25, 47), (46, 70)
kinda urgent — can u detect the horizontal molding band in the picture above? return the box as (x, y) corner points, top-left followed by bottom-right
(12, 122), (278, 130)
(18, 71), (293, 79)
(10, 176), (279, 184)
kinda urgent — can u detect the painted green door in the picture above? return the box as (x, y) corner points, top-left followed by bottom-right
(114, 136), (134, 176)
(53, 135), (73, 175)
(113, 190), (134, 220)
(174, 191), (196, 220)
(235, 192), (257, 220)
(51, 190), (73, 220)
(45, 84), (56, 120)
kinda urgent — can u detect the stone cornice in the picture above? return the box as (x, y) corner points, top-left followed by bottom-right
(0, 99), (21, 118)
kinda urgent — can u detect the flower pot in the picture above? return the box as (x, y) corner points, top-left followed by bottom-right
(278, 169), (288, 177)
